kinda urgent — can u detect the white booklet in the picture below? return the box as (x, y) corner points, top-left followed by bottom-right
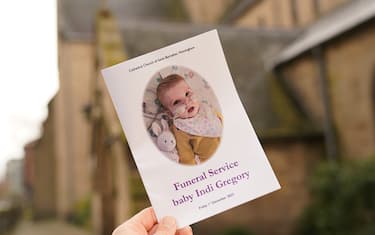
(102, 30), (280, 228)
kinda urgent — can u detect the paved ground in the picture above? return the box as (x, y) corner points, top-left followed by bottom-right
(6, 220), (91, 235)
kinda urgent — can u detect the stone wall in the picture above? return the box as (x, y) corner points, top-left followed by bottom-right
(182, 0), (236, 24)
(53, 40), (94, 218)
(279, 20), (375, 159)
(326, 21), (375, 158)
(281, 55), (325, 124)
(33, 102), (57, 219)
(235, 0), (351, 29)
(93, 11), (131, 235)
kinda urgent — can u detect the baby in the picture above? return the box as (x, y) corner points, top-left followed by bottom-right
(157, 74), (222, 165)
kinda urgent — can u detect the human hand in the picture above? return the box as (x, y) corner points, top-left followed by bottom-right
(112, 207), (193, 235)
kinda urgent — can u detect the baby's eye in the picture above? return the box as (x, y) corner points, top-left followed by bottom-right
(164, 140), (167, 143)
(173, 100), (180, 106)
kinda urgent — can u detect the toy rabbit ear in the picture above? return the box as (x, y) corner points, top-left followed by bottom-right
(160, 119), (169, 131)
(151, 122), (161, 136)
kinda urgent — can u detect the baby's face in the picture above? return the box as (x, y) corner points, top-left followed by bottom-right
(160, 80), (200, 119)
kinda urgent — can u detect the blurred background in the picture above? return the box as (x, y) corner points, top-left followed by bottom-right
(1, 0), (374, 235)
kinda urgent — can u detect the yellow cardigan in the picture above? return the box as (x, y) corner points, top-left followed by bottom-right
(172, 124), (221, 165)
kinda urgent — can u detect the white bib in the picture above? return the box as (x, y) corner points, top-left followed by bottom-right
(174, 103), (222, 137)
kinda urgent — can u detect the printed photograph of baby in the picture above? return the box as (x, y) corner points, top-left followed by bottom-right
(143, 65), (223, 165)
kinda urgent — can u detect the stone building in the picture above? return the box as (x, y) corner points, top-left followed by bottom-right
(26, 0), (97, 220)
(223, 0), (352, 29)
(23, 142), (36, 211)
(182, 0), (236, 24)
(5, 159), (24, 198)
(29, 0), (375, 235)
(179, 0), (353, 28)
(31, 102), (57, 218)
(271, 0), (375, 160)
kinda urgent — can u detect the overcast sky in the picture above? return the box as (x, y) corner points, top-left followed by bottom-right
(0, 1), (58, 179)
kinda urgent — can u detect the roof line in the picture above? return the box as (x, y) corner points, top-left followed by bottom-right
(270, 0), (375, 69)
(221, 0), (259, 24)
(117, 19), (298, 38)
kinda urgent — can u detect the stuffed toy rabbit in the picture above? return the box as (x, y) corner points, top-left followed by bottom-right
(151, 119), (179, 163)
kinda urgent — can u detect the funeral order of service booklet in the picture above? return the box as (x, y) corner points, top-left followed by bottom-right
(102, 29), (280, 228)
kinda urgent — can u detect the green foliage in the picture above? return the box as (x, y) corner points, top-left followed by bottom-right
(268, 74), (317, 132)
(0, 202), (22, 233)
(70, 196), (91, 229)
(296, 158), (375, 235)
(219, 226), (255, 235)
(129, 173), (150, 214)
(164, 0), (189, 21)
(130, 174), (148, 200)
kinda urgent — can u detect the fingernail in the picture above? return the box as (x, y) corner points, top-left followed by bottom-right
(161, 216), (176, 228)
(182, 226), (193, 233)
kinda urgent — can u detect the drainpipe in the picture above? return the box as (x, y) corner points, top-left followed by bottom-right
(312, 46), (337, 161)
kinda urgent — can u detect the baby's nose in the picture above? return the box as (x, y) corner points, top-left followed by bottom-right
(183, 97), (192, 104)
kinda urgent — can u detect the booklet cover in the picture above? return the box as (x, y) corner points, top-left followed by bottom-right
(102, 29), (280, 228)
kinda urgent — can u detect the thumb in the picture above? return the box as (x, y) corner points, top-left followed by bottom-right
(154, 216), (177, 235)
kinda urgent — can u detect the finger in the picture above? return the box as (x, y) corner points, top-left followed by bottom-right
(153, 216), (177, 235)
(149, 224), (158, 235)
(114, 207), (157, 234)
(176, 226), (193, 235)
(130, 207), (158, 231)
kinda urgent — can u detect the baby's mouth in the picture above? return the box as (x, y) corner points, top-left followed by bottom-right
(188, 106), (195, 113)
